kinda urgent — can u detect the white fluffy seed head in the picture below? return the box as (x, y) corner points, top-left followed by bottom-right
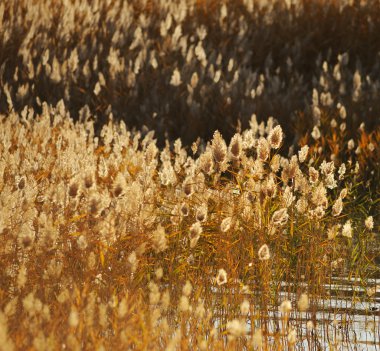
(220, 217), (232, 232)
(229, 133), (243, 160)
(279, 300), (292, 313)
(155, 267), (163, 280)
(216, 269), (227, 286)
(298, 145), (309, 163)
(226, 319), (246, 339)
(306, 320), (315, 331)
(332, 197), (343, 217)
(258, 244), (270, 260)
(211, 131), (228, 168)
(365, 216), (374, 230)
(170, 68), (182, 86)
(297, 293), (309, 311)
(271, 208), (289, 227)
(179, 295), (190, 312)
(342, 220), (353, 238)
(196, 204), (208, 222)
(311, 126), (321, 140)
(190, 222), (202, 238)
(257, 137), (270, 161)
(267, 125), (283, 149)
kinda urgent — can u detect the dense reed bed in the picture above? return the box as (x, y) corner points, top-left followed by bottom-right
(0, 0), (379, 350)
(0, 107), (378, 350)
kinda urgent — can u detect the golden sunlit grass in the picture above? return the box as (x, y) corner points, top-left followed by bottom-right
(0, 0), (379, 350)
(0, 109), (378, 350)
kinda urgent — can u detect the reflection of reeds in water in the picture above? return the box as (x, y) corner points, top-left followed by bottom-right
(201, 277), (379, 349)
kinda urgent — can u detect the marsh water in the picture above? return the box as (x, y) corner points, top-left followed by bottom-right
(272, 276), (380, 350)
(214, 276), (380, 350)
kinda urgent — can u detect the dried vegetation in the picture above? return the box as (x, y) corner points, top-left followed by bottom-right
(0, 0), (379, 350)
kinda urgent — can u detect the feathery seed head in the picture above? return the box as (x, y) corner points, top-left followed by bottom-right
(216, 269), (227, 286)
(267, 125), (283, 149)
(257, 137), (270, 161)
(258, 244), (271, 260)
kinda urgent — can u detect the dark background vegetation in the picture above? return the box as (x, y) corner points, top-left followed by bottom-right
(0, 0), (380, 147)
